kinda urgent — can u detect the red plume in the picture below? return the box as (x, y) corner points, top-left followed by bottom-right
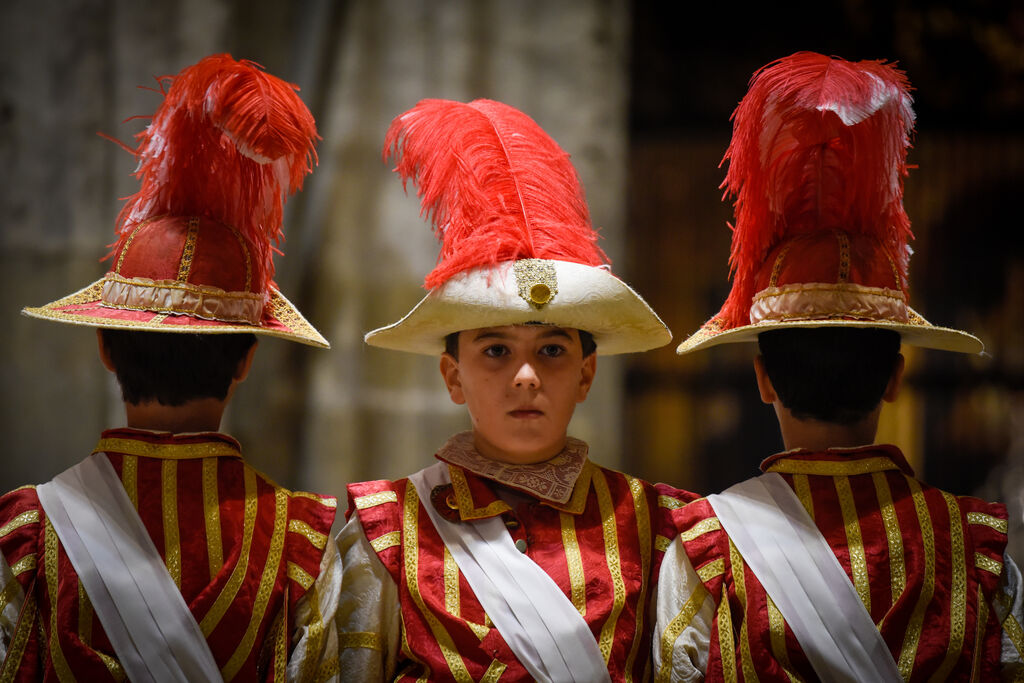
(718, 52), (915, 328)
(112, 54), (318, 290)
(383, 99), (608, 289)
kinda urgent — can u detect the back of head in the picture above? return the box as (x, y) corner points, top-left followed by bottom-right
(101, 329), (256, 406)
(758, 327), (901, 425)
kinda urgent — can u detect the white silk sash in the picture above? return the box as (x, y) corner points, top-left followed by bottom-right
(706, 472), (902, 683)
(408, 463), (611, 683)
(36, 453), (222, 683)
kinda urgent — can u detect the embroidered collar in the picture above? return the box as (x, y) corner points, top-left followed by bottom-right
(94, 428), (243, 460)
(435, 432), (593, 516)
(760, 443), (914, 477)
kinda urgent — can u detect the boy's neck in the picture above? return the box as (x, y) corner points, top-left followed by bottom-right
(775, 403), (880, 452)
(123, 398), (226, 434)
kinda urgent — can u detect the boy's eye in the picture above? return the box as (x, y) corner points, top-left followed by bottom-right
(483, 344), (510, 358)
(539, 344), (566, 358)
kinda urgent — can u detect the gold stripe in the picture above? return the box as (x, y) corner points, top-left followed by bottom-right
(766, 596), (798, 682)
(223, 487), (289, 680)
(273, 607), (288, 682)
(44, 518), (74, 681)
(449, 467), (510, 520)
(896, 478), (935, 678)
(971, 585), (988, 680)
(658, 495), (686, 510)
(443, 546), (460, 616)
(338, 631), (384, 650)
(403, 484), (473, 681)
(835, 230), (851, 282)
(480, 660), (507, 682)
(872, 471), (905, 613)
(717, 583), (738, 683)
(697, 558), (726, 582)
(10, 554), (36, 577)
(225, 223), (253, 291)
(0, 590), (36, 682)
(1003, 613), (1024, 663)
(766, 456), (901, 477)
(95, 437), (241, 461)
(0, 510), (39, 539)
(729, 540), (758, 682)
(593, 470), (626, 665)
(177, 217), (200, 281)
(679, 516), (721, 543)
(466, 620), (490, 641)
(162, 460), (181, 588)
(354, 491), (398, 509)
(200, 467), (258, 634)
(655, 535), (672, 552)
(371, 531), (401, 552)
(975, 553), (1003, 575)
(932, 492), (968, 679)
(560, 512), (587, 615)
(96, 651), (125, 680)
(656, 583), (710, 682)
(288, 519), (327, 550)
(114, 220), (148, 273)
(834, 476), (870, 612)
(287, 562), (314, 590)
(792, 474), (814, 520)
(122, 454), (138, 509)
(203, 458), (223, 581)
(291, 490), (337, 507)
(78, 582), (92, 646)
(624, 475), (652, 681)
(967, 511), (1007, 533)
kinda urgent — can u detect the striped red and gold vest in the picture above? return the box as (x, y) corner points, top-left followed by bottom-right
(671, 445), (1008, 682)
(348, 447), (696, 682)
(0, 428), (337, 682)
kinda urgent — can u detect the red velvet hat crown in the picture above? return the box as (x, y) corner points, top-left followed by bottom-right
(23, 54), (328, 347)
(677, 52), (981, 355)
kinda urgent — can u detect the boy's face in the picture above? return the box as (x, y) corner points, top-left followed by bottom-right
(440, 325), (596, 465)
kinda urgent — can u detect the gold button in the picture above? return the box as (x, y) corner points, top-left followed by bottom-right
(529, 283), (552, 305)
(446, 493), (458, 510)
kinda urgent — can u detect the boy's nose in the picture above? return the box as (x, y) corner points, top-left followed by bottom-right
(513, 362), (540, 389)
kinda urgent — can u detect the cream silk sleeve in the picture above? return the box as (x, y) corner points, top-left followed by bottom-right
(286, 538), (343, 682)
(996, 552), (1024, 679)
(335, 514), (401, 681)
(653, 537), (716, 683)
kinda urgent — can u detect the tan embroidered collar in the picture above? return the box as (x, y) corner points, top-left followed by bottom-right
(436, 431), (590, 506)
(760, 443), (913, 477)
(94, 428), (243, 460)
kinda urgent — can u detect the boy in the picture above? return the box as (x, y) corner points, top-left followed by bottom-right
(0, 55), (340, 680)
(336, 98), (697, 681)
(654, 52), (1023, 681)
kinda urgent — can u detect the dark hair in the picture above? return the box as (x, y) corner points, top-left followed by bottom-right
(100, 329), (257, 406)
(757, 327), (901, 425)
(444, 328), (597, 359)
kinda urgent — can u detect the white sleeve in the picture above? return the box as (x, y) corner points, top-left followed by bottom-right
(286, 538), (343, 682)
(995, 551), (1024, 679)
(653, 537), (716, 683)
(335, 514), (401, 682)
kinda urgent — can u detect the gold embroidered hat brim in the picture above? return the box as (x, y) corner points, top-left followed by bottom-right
(22, 278), (329, 348)
(365, 260), (671, 356)
(675, 306), (982, 356)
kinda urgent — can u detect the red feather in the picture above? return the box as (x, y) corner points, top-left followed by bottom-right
(719, 52), (915, 327)
(383, 99), (608, 289)
(111, 54), (318, 290)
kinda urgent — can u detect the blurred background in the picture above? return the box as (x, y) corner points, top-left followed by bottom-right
(1, 0), (1021, 560)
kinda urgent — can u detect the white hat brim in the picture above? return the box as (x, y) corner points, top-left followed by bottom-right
(365, 260), (671, 355)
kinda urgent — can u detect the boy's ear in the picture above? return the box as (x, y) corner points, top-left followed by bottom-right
(753, 355), (777, 405)
(96, 329), (116, 373)
(882, 353), (905, 403)
(234, 341), (259, 382)
(576, 353), (597, 403)
(440, 353), (466, 405)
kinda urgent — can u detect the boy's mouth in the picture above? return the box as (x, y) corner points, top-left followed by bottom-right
(509, 408), (544, 419)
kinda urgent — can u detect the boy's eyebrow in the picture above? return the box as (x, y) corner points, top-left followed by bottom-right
(470, 327), (574, 343)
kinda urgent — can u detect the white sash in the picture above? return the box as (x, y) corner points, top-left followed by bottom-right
(408, 462), (611, 683)
(36, 453), (222, 683)
(706, 472), (902, 683)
